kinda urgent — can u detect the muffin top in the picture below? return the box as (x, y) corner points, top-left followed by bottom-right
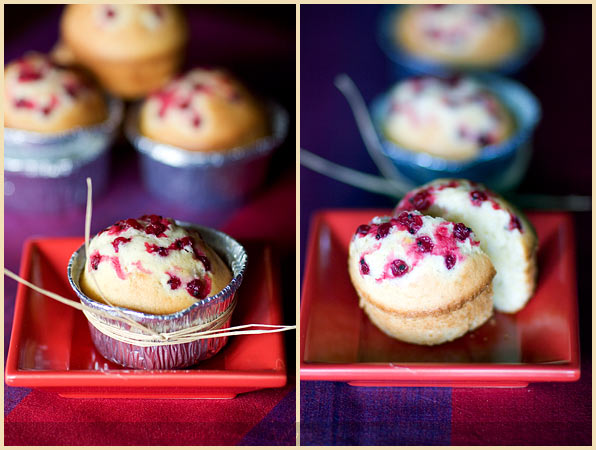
(348, 211), (494, 314)
(80, 215), (233, 315)
(383, 76), (514, 160)
(61, 4), (187, 61)
(139, 67), (269, 152)
(395, 178), (531, 235)
(4, 52), (107, 133)
(396, 4), (519, 67)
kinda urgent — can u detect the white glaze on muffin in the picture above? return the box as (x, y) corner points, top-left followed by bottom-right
(139, 67), (269, 152)
(384, 76), (514, 160)
(396, 178), (537, 313)
(80, 215), (232, 315)
(4, 52), (107, 132)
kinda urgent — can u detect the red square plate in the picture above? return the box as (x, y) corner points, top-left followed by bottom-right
(6, 238), (287, 399)
(300, 210), (580, 387)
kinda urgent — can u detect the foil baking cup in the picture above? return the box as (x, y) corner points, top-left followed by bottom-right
(370, 74), (541, 192)
(377, 4), (544, 79)
(4, 97), (123, 213)
(67, 222), (247, 370)
(125, 100), (289, 210)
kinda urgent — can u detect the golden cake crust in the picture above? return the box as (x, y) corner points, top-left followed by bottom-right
(395, 5), (520, 67)
(60, 4), (187, 98)
(358, 282), (493, 346)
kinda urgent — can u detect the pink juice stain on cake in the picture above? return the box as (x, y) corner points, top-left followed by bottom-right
(155, 88), (179, 118)
(89, 251), (108, 270)
(132, 260), (152, 274)
(433, 224), (463, 270)
(41, 95), (60, 116)
(14, 98), (36, 109)
(109, 256), (127, 280)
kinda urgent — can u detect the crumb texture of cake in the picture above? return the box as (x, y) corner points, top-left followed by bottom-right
(396, 4), (520, 67)
(80, 215), (233, 315)
(4, 52), (107, 132)
(60, 4), (188, 98)
(348, 211), (495, 345)
(396, 178), (538, 313)
(139, 68), (269, 152)
(384, 76), (514, 160)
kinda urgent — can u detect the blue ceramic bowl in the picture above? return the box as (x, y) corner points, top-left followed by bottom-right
(377, 5), (544, 79)
(370, 74), (541, 192)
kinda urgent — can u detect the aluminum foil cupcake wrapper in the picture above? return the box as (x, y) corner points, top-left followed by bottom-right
(370, 73), (541, 192)
(377, 5), (544, 79)
(67, 222), (248, 370)
(4, 97), (123, 212)
(125, 100), (289, 210)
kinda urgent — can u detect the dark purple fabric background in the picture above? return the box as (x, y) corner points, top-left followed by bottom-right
(300, 4), (591, 446)
(4, 4), (296, 446)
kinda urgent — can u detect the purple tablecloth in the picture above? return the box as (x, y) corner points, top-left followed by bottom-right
(4, 5), (296, 446)
(300, 4), (591, 445)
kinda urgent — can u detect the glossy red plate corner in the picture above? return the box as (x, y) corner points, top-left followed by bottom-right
(300, 210), (580, 387)
(6, 238), (287, 399)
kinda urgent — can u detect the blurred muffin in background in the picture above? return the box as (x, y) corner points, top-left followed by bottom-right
(139, 67), (269, 152)
(395, 4), (520, 68)
(4, 52), (107, 133)
(60, 4), (188, 99)
(383, 75), (515, 160)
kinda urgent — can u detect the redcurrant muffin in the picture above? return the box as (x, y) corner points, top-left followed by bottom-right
(396, 179), (538, 313)
(383, 75), (515, 160)
(348, 212), (495, 345)
(60, 4), (188, 99)
(138, 67), (269, 152)
(395, 4), (520, 68)
(4, 52), (107, 133)
(80, 215), (232, 315)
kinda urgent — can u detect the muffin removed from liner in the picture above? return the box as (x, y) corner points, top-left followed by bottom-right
(395, 4), (520, 67)
(396, 179), (538, 313)
(4, 52), (107, 133)
(80, 215), (232, 315)
(348, 212), (495, 345)
(383, 75), (515, 160)
(60, 4), (188, 99)
(138, 67), (269, 152)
